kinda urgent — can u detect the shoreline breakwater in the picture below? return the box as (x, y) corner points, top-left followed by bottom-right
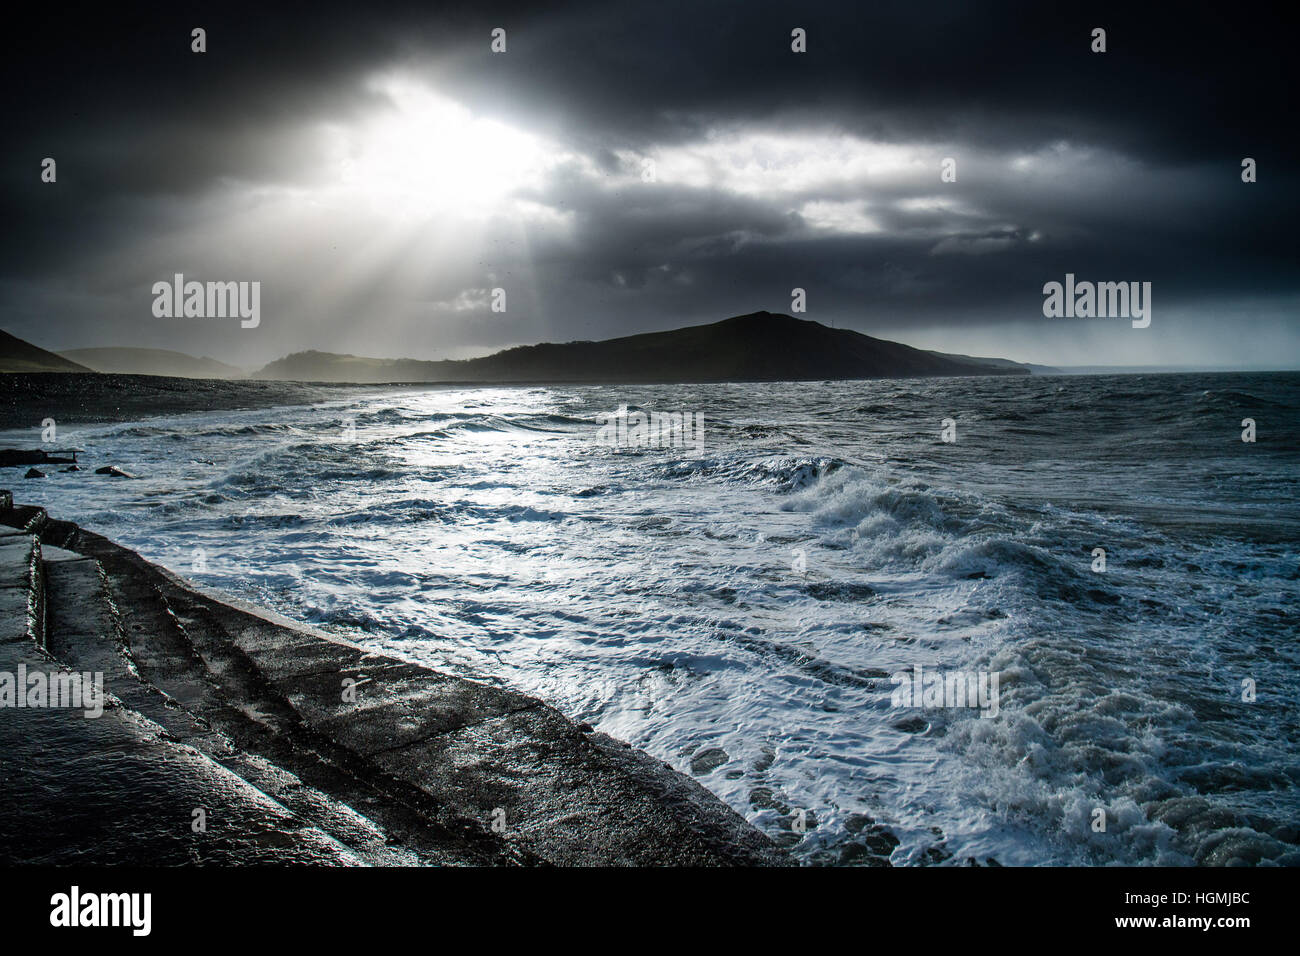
(0, 490), (785, 866)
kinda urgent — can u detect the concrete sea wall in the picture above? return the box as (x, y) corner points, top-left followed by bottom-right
(0, 491), (785, 866)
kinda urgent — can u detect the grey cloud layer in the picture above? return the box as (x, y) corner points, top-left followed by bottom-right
(2, 0), (1295, 367)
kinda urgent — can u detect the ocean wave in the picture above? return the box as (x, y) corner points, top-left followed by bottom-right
(656, 455), (846, 491)
(22, 370), (1298, 867)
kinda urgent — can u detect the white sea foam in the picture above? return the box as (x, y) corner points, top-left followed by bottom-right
(5, 373), (1298, 865)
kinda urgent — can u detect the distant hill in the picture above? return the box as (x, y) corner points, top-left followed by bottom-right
(253, 312), (1033, 384)
(923, 349), (1059, 375)
(253, 351), (456, 384)
(0, 329), (92, 373)
(60, 347), (243, 379)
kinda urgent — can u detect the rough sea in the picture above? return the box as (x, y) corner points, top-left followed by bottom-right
(5, 371), (1297, 865)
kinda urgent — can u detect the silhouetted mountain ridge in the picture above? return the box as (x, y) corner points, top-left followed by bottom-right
(253, 312), (1033, 383)
(60, 347), (244, 379)
(0, 330), (91, 373)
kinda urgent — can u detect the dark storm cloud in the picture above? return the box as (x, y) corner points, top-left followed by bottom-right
(1, 0), (1296, 368)
(418, 0), (1298, 162)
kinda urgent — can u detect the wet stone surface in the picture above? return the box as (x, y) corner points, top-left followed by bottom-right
(0, 494), (788, 866)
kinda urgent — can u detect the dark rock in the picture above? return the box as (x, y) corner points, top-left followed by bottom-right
(861, 826), (901, 857)
(94, 465), (136, 478)
(920, 843), (954, 865)
(690, 747), (729, 775)
(0, 449), (75, 467)
(806, 581), (877, 601)
(1, 449), (49, 467)
(893, 716), (930, 734)
(844, 813), (874, 834)
(843, 843), (893, 866)
(748, 786), (789, 814)
(23, 468), (45, 479)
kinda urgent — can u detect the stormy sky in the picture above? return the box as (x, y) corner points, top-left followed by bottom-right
(2, 0), (1297, 369)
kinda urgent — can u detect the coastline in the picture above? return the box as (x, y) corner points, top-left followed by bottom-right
(0, 491), (786, 866)
(0, 372), (396, 430)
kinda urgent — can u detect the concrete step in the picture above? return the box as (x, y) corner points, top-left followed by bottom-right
(3, 504), (46, 537)
(129, 550), (782, 864)
(178, 587), (784, 865)
(43, 555), (215, 744)
(0, 638), (368, 865)
(0, 534), (43, 648)
(0, 520), (374, 865)
(173, 587), (519, 863)
(41, 554), (462, 865)
(112, 568), (510, 863)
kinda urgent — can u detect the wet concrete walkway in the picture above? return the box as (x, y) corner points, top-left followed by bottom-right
(0, 491), (785, 866)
